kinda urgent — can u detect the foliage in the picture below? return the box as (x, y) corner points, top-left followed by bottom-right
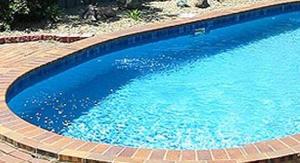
(0, 0), (61, 31)
(43, 4), (62, 22)
(127, 9), (142, 21)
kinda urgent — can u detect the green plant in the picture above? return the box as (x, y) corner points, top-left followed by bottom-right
(9, 0), (30, 15)
(0, 0), (61, 31)
(43, 4), (62, 22)
(0, 21), (10, 31)
(0, 0), (27, 30)
(127, 9), (141, 21)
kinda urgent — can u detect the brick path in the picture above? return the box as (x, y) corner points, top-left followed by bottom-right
(0, 140), (50, 163)
(0, 42), (59, 163)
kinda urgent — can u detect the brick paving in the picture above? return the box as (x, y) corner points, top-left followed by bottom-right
(0, 42), (59, 162)
(0, 140), (50, 163)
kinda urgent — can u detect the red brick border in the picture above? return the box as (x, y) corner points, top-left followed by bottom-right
(0, 34), (92, 44)
(1, 0), (300, 162)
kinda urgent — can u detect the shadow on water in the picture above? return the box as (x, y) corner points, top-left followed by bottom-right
(8, 11), (300, 133)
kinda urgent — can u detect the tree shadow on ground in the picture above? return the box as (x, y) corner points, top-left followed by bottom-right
(60, 0), (179, 25)
(139, 3), (178, 22)
(8, 0), (180, 33)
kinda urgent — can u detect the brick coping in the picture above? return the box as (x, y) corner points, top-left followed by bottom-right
(0, 34), (92, 44)
(1, 0), (300, 162)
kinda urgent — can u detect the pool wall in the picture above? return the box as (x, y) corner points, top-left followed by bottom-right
(2, 0), (300, 162)
(7, 0), (300, 103)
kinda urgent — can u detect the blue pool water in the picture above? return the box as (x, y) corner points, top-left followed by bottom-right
(8, 11), (300, 150)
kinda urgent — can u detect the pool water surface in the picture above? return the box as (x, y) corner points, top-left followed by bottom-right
(8, 11), (300, 150)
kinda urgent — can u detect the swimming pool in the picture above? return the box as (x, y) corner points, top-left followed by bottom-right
(7, 4), (300, 151)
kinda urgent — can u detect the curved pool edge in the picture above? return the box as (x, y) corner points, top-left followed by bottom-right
(1, 0), (300, 162)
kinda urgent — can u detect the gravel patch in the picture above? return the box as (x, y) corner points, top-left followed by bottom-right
(0, 0), (264, 37)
